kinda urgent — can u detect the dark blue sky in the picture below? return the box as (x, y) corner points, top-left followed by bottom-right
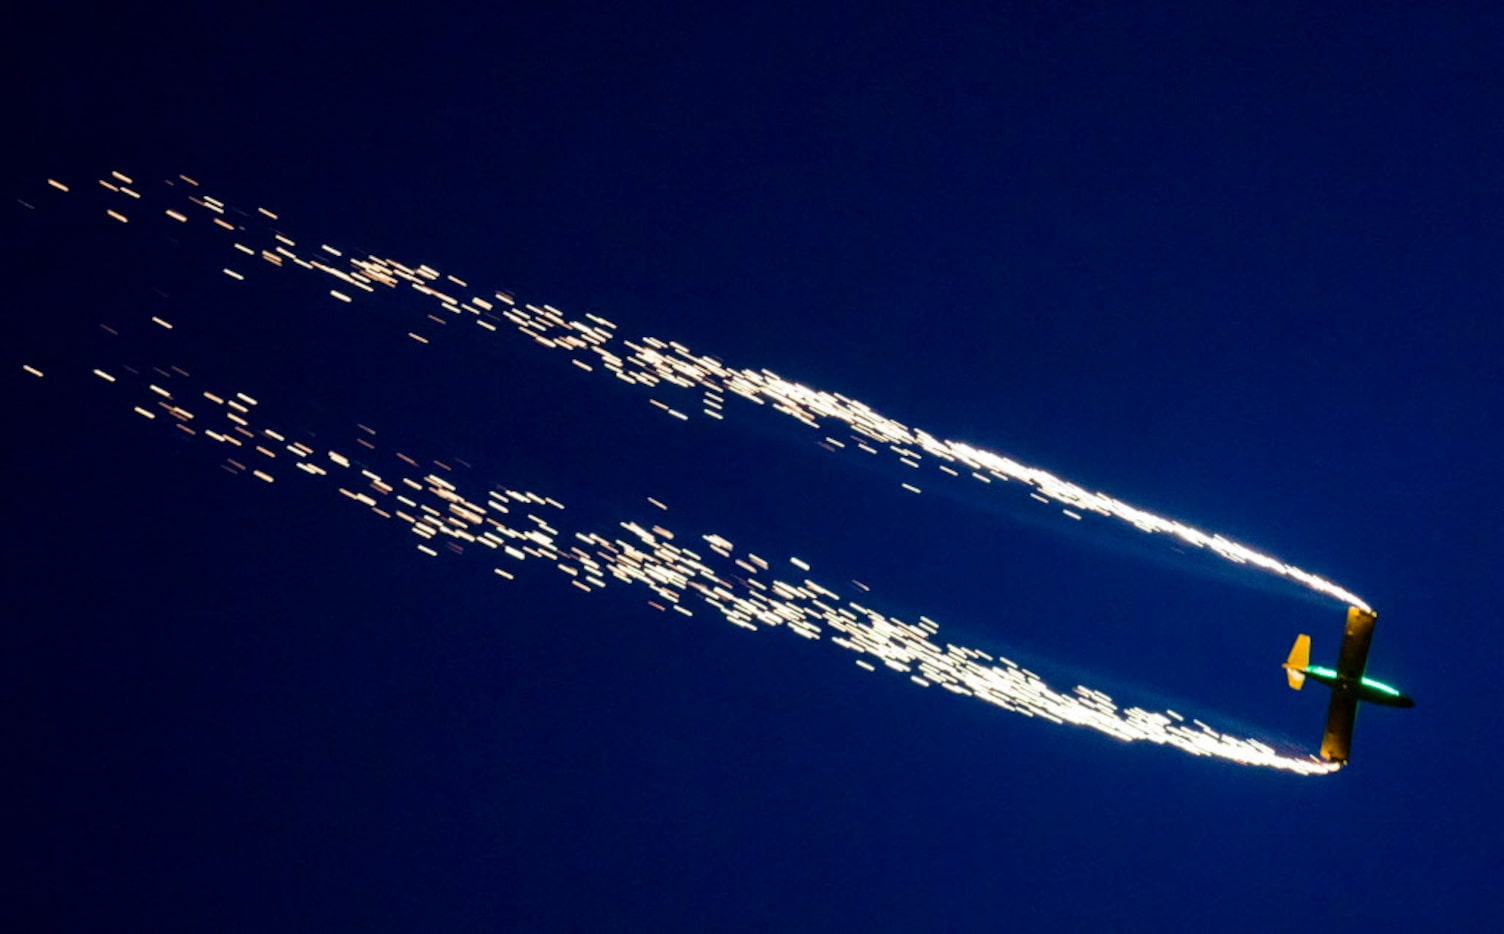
(9, 3), (1501, 930)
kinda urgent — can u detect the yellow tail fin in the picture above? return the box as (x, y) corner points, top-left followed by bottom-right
(1284, 634), (1310, 690)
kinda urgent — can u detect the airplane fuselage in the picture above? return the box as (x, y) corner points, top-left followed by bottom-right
(1297, 665), (1415, 708)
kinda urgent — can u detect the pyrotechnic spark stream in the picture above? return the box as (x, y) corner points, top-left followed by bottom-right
(41, 354), (1337, 774)
(42, 171), (1368, 611)
(12, 170), (1354, 774)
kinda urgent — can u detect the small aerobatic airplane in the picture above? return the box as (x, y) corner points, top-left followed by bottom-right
(1284, 607), (1414, 765)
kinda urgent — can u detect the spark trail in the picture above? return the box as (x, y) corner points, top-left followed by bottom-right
(84, 171), (1367, 611)
(12, 169), (1355, 773)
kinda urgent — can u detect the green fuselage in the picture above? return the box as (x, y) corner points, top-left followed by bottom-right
(1302, 666), (1415, 708)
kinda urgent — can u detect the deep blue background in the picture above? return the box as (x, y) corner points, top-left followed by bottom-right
(8, 3), (1500, 930)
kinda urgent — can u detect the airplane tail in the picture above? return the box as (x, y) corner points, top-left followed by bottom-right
(1284, 634), (1310, 690)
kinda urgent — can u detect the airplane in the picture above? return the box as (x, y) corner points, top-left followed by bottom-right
(1283, 607), (1414, 765)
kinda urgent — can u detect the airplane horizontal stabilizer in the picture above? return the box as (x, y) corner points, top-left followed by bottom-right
(1284, 634), (1310, 690)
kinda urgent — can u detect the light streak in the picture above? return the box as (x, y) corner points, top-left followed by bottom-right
(185, 212), (1374, 608)
(9, 168), (1358, 775)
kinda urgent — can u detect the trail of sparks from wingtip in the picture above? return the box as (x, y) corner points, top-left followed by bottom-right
(17, 170), (1355, 774)
(65, 358), (1341, 775)
(91, 173), (1360, 613)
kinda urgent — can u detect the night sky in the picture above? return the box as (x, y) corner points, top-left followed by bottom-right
(8, 4), (1501, 930)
